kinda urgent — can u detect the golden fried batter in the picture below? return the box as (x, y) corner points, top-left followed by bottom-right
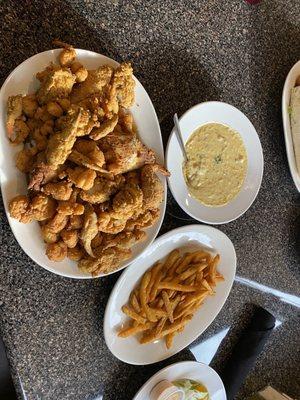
(30, 193), (56, 221)
(70, 66), (113, 103)
(57, 201), (84, 215)
(99, 132), (156, 174)
(8, 195), (32, 223)
(61, 229), (78, 248)
(43, 181), (73, 201)
(6, 44), (167, 276)
(66, 167), (96, 190)
(37, 67), (76, 104)
(45, 212), (69, 234)
(67, 246), (84, 261)
(46, 241), (67, 261)
(80, 204), (98, 257)
(6, 95), (23, 139)
(80, 175), (124, 204)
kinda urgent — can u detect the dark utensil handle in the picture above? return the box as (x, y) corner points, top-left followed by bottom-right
(220, 307), (276, 400)
(0, 336), (18, 399)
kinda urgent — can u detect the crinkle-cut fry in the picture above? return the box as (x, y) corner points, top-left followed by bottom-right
(195, 271), (204, 284)
(149, 269), (163, 302)
(147, 262), (162, 298)
(215, 273), (225, 282)
(130, 292), (141, 313)
(178, 262), (207, 281)
(140, 271), (157, 322)
(140, 315), (192, 344)
(166, 332), (175, 349)
(121, 305), (146, 325)
(163, 249), (180, 271)
(118, 322), (154, 338)
(158, 281), (197, 292)
(162, 290), (174, 323)
(175, 252), (196, 274)
(152, 308), (167, 318)
(201, 278), (213, 294)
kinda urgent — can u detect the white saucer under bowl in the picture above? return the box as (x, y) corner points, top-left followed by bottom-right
(166, 101), (264, 224)
(133, 361), (226, 400)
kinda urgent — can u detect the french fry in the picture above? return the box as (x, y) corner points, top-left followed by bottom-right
(119, 248), (223, 349)
(178, 262), (207, 281)
(147, 262), (162, 298)
(192, 250), (212, 263)
(118, 321), (154, 338)
(166, 332), (175, 349)
(130, 292), (141, 313)
(175, 253), (195, 274)
(140, 315), (192, 344)
(158, 281), (197, 292)
(121, 305), (146, 325)
(155, 316), (167, 335)
(163, 249), (180, 271)
(162, 290), (174, 323)
(149, 270), (163, 302)
(140, 271), (157, 322)
(201, 278), (213, 294)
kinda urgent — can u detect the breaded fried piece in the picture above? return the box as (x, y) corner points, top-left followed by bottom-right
(37, 67), (76, 104)
(125, 209), (160, 231)
(6, 95), (23, 139)
(105, 62), (135, 114)
(45, 212), (69, 234)
(112, 183), (143, 219)
(61, 229), (78, 248)
(80, 204), (98, 257)
(46, 241), (67, 261)
(89, 114), (118, 140)
(80, 175), (125, 204)
(140, 164), (169, 210)
(102, 229), (146, 250)
(42, 181), (73, 201)
(28, 162), (60, 191)
(99, 132), (156, 175)
(97, 212), (127, 234)
(46, 108), (89, 167)
(30, 193), (56, 221)
(68, 139), (105, 171)
(79, 246), (131, 275)
(66, 167), (96, 190)
(70, 66), (113, 103)
(8, 195), (32, 223)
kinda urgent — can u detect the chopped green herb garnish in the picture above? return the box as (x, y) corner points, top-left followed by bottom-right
(214, 155), (222, 164)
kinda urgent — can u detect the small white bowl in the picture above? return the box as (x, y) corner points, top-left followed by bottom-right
(133, 361), (227, 400)
(282, 60), (300, 192)
(166, 101), (264, 224)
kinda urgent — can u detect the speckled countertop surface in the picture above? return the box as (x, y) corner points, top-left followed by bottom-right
(0, 0), (300, 399)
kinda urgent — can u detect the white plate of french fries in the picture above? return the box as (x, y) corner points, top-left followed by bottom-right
(104, 224), (236, 365)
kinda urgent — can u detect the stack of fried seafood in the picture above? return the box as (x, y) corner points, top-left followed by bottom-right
(7, 42), (169, 276)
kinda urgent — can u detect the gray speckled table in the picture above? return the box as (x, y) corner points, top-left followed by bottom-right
(0, 0), (300, 399)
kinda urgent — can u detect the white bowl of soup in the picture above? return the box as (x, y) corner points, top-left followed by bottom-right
(166, 101), (263, 224)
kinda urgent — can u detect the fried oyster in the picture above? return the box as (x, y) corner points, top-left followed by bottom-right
(6, 43), (168, 276)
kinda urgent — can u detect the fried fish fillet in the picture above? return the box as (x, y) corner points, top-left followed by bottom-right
(37, 67), (76, 104)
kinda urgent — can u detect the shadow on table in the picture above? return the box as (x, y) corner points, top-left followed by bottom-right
(0, 0), (118, 85)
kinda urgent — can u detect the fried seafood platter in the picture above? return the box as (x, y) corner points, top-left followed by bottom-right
(0, 44), (167, 278)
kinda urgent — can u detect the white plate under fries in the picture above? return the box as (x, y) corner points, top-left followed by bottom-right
(166, 101), (264, 224)
(104, 225), (236, 365)
(0, 49), (166, 279)
(282, 60), (300, 192)
(133, 361), (226, 400)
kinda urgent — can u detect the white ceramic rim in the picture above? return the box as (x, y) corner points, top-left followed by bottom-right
(132, 361), (227, 400)
(166, 101), (264, 224)
(0, 48), (166, 279)
(282, 59), (300, 192)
